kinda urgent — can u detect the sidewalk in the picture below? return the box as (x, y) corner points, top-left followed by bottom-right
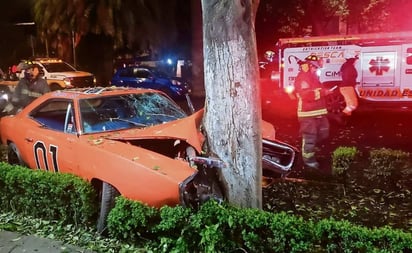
(0, 230), (96, 253)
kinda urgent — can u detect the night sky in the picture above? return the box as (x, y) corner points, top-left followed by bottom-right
(0, 0), (35, 70)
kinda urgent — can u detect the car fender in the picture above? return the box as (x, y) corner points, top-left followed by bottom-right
(78, 136), (197, 206)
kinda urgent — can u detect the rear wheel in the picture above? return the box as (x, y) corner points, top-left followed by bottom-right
(96, 182), (120, 234)
(7, 142), (26, 166)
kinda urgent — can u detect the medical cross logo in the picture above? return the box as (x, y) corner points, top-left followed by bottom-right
(369, 56), (390, 76)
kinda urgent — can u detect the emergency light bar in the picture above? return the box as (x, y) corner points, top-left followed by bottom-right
(278, 31), (412, 47)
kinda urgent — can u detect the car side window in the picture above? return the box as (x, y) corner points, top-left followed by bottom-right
(134, 69), (151, 78)
(119, 68), (132, 78)
(30, 100), (77, 134)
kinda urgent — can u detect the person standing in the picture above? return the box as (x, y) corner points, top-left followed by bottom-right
(339, 52), (359, 116)
(294, 55), (330, 170)
(6, 63), (50, 113)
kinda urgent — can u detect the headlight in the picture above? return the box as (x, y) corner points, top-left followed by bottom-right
(63, 77), (74, 88)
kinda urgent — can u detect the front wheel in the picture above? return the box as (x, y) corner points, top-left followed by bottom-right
(7, 142), (26, 166)
(96, 182), (120, 234)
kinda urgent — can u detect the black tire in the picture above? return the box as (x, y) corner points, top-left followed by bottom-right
(7, 142), (26, 166)
(96, 182), (120, 234)
(325, 90), (345, 115)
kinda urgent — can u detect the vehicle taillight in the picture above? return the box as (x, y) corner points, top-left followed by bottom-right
(171, 80), (182, 86)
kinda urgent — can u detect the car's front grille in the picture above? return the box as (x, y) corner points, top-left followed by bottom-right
(72, 76), (95, 88)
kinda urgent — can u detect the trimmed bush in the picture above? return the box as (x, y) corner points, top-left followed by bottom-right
(332, 146), (357, 176)
(0, 162), (97, 225)
(106, 198), (412, 252)
(365, 148), (410, 183)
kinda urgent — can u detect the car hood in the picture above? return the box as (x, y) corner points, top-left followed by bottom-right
(93, 109), (205, 152)
(89, 108), (277, 151)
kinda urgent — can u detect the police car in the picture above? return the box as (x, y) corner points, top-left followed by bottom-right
(21, 58), (95, 91)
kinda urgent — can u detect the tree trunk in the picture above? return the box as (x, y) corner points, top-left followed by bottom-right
(201, 0), (262, 208)
(191, 0), (205, 96)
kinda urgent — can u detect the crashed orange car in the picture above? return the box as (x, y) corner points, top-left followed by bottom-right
(0, 87), (297, 231)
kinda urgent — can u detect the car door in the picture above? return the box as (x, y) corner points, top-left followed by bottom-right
(23, 99), (79, 173)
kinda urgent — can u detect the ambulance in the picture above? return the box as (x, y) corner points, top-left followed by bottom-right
(268, 31), (412, 112)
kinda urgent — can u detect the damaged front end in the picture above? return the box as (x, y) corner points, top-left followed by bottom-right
(179, 139), (299, 207)
(179, 156), (226, 209)
(262, 139), (299, 177)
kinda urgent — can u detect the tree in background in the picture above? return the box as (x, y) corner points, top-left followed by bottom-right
(202, 0), (262, 208)
(32, 0), (183, 84)
(255, 0), (412, 56)
(32, 0), (181, 58)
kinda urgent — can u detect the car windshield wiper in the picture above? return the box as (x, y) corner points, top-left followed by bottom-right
(105, 117), (147, 127)
(144, 113), (181, 120)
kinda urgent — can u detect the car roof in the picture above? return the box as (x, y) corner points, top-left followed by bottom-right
(43, 86), (161, 100)
(119, 65), (156, 70)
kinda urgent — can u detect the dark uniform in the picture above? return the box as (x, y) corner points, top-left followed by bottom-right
(5, 63), (50, 114)
(339, 54), (359, 116)
(294, 55), (329, 169)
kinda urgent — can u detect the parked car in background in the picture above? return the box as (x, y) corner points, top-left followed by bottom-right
(17, 58), (95, 90)
(111, 65), (190, 100)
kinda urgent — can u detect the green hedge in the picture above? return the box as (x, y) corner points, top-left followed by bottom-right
(107, 198), (412, 253)
(1, 153), (411, 252)
(0, 162), (98, 225)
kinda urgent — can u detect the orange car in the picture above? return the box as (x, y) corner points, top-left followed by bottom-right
(0, 87), (298, 232)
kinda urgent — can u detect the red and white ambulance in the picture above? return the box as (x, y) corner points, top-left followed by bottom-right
(269, 31), (412, 112)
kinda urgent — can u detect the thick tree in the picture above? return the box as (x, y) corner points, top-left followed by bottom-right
(202, 0), (262, 208)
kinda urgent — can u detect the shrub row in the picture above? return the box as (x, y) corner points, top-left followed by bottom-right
(0, 162), (98, 226)
(107, 197), (412, 253)
(332, 146), (412, 183)
(1, 150), (412, 252)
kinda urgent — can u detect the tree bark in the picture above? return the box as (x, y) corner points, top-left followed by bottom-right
(201, 0), (262, 208)
(191, 0), (205, 96)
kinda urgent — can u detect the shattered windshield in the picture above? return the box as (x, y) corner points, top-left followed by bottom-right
(79, 92), (187, 133)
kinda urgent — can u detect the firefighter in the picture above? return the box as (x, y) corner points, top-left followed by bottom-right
(4, 62), (50, 114)
(294, 55), (330, 170)
(339, 52), (359, 116)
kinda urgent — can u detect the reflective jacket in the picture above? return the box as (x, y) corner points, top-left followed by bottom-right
(12, 77), (50, 109)
(294, 71), (328, 118)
